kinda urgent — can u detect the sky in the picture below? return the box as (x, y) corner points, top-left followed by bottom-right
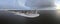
(0, 0), (60, 10)
(0, 0), (31, 10)
(55, 0), (60, 9)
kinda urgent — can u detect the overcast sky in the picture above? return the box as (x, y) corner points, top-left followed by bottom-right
(0, 0), (31, 10)
(0, 0), (59, 10)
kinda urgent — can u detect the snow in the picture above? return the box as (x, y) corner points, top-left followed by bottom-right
(9, 11), (39, 18)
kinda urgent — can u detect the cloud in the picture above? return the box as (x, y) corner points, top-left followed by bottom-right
(0, 0), (32, 10)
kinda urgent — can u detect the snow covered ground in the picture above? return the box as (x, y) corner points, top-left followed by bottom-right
(8, 11), (39, 18)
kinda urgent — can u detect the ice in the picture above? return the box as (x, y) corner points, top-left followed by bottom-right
(9, 11), (39, 18)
